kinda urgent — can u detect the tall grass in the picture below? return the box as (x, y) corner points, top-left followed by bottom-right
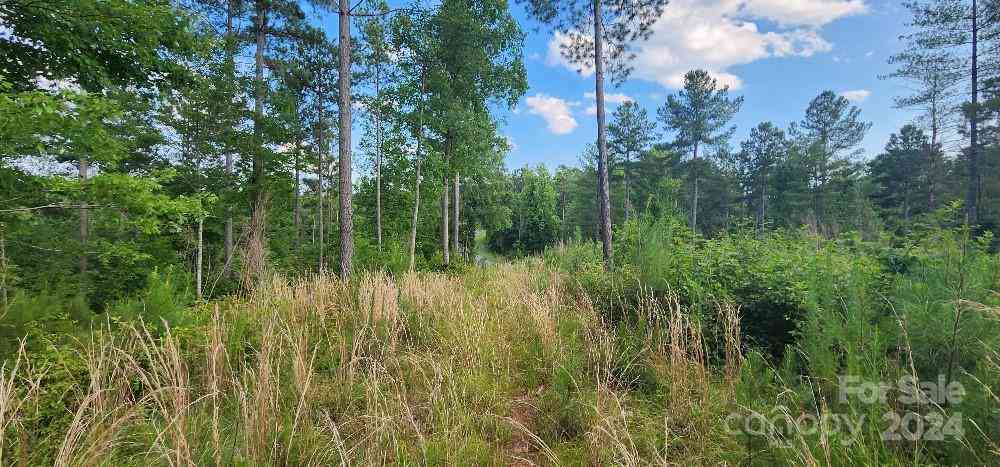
(3, 261), (755, 465)
(4, 228), (998, 466)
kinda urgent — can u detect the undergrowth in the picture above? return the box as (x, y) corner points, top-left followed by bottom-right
(0, 217), (998, 465)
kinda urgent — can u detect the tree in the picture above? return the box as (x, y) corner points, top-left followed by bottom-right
(608, 101), (656, 222)
(382, 10), (434, 271)
(210, 0), (249, 277)
(272, 25), (338, 272)
(409, 0), (526, 266)
(791, 90), (870, 229)
(0, 0), (199, 93)
(243, 0), (311, 285)
(489, 166), (560, 255)
(893, 0), (1000, 224)
(658, 69), (743, 232)
(1, 0), (201, 295)
(181, 0), (251, 278)
(632, 144), (683, 218)
(870, 125), (931, 224)
(336, 0), (355, 279)
(329, 0), (422, 278)
(554, 163), (598, 243)
(518, 0), (669, 268)
(737, 122), (788, 234)
(362, 13), (389, 252)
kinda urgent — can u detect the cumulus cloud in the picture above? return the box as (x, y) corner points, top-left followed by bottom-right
(741, 0), (868, 27)
(546, 0), (865, 89)
(525, 94), (578, 135)
(840, 89), (870, 102)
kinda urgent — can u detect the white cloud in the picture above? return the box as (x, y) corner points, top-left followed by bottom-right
(525, 93), (578, 135)
(840, 89), (870, 102)
(583, 92), (633, 104)
(742, 0), (867, 27)
(546, 31), (601, 77)
(545, 0), (865, 89)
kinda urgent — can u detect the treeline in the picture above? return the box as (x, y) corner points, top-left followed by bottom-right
(492, 0), (1000, 255)
(1, 0), (999, 306)
(0, 0), (526, 306)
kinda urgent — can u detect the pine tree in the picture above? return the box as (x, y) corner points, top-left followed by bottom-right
(791, 91), (870, 230)
(893, 0), (1000, 224)
(737, 122), (788, 235)
(518, 0), (668, 268)
(658, 69), (743, 233)
(870, 125), (931, 224)
(608, 101), (656, 222)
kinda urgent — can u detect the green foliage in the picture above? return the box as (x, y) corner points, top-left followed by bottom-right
(659, 69), (743, 160)
(3, 0), (1000, 462)
(489, 166), (561, 255)
(545, 213), (1000, 465)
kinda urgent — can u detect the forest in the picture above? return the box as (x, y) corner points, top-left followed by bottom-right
(0, 0), (999, 465)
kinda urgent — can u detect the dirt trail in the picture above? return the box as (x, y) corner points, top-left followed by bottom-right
(507, 385), (546, 466)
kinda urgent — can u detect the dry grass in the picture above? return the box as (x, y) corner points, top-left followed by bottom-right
(0, 340), (43, 467)
(6, 262), (750, 466)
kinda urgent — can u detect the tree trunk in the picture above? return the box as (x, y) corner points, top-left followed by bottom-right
(196, 217), (203, 300)
(409, 69), (426, 272)
(966, 0), (979, 225)
(560, 178), (567, 244)
(316, 97), (326, 272)
(623, 153), (631, 222)
(758, 171), (766, 236)
(337, 0), (354, 279)
(293, 138), (301, 253)
(409, 156), (422, 271)
(223, 0), (236, 277)
(691, 142), (699, 232)
(452, 171), (460, 258)
(375, 62), (383, 252)
(79, 157), (88, 285)
(904, 190), (911, 222)
(441, 174), (450, 267)
(244, 0), (268, 286)
(928, 94), (939, 211)
(1, 224), (7, 310)
(593, 0), (613, 269)
(518, 169), (525, 249)
(329, 155), (337, 244)
(692, 175), (699, 231)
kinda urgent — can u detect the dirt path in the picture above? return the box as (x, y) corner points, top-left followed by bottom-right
(507, 385), (546, 466)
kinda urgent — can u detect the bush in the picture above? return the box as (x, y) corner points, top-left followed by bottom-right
(545, 214), (1000, 465)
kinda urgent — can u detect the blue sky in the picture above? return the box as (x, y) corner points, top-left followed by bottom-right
(494, 0), (920, 170)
